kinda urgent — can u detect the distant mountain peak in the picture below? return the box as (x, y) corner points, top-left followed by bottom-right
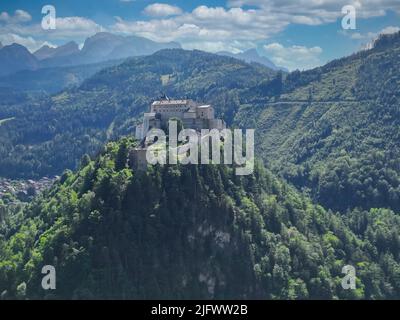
(82, 32), (124, 50)
(87, 31), (120, 40)
(4, 32), (183, 73)
(0, 43), (38, 76)
(56, 41), (80, 55)
(34, 41), (80, 60)
(243, 48), (259, 56)
(2, 43), (37, 57)
(34, 45), (54, 60)
(216, 49), (288, 72)
(6, 43), (27, 50)
(63, 41), (79, 48)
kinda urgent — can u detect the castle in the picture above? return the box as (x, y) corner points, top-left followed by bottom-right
(135, 98), (226, 141)
(131, 98), (226, 170)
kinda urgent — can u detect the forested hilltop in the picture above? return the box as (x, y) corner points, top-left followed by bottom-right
(1, 138), (400, 299)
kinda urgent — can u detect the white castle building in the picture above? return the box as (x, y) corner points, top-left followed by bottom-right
(135, 98), (226, 140)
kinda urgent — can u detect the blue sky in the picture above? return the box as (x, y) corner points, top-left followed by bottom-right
(1, 0), (399, 70)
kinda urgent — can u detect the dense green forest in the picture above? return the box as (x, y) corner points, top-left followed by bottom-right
(1, 32), (400, 300)
(1, 138), (400, 299)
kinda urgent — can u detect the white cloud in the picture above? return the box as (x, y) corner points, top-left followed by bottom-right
(111, 1), (399, 55)
(345, 25), (400, 49)
(263, 43), (323, 71)
(1, 16), (104, 42)
(144, 3), (183, 17)
(227, 0), (400, 20)
(0, 10), (32, 24)
(1, 2), (399, 70)
(379, 25), (400, 35)
(111, 1), (400, 60)
(112, 5), (289, 52)
(52, 17), (104, 38)
(360, 25), (400, 39)
(0, 13), (104, 52)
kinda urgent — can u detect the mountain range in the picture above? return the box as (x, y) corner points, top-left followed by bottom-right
(33, 41), (80, 60)
(1, 31), (400, 300)
(0, 32), (284, 81)
(0, 32), (181, 77)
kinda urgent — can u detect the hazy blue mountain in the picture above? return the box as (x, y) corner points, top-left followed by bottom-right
(34, 41), (80, 60)
(78, 32), (126, 63)
(0, 43), (39, 76)
(33, 45), (54, 60)
(39, 32), (182, 68)
(107, 35), (181, 60)
(0, 59), (124, 94)
(80, 32), (181, 63)
(217, 48), (287, 71)
(0, 33), (182, 91)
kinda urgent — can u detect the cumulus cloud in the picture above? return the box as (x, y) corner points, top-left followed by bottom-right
(379, 25), (400, 35)
(1, 16), (104, 42)
(263, 43), (323, 71)
(111, 1), (399, 54)
(112, 5), (290, 52)
(349, 25), (400, 40)
(227, 0), (400, 20)
(51, 17), (104, 38)
(1, 2), (399, 69)
(0, 10), (32, 24)
(344, 25), (400, 50)
(0, 11), (104, 52)
(143, 3), (183, 17)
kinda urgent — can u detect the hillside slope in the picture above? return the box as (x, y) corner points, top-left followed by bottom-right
(235, 32), (400, 213)
(1, 138), (400, 299)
